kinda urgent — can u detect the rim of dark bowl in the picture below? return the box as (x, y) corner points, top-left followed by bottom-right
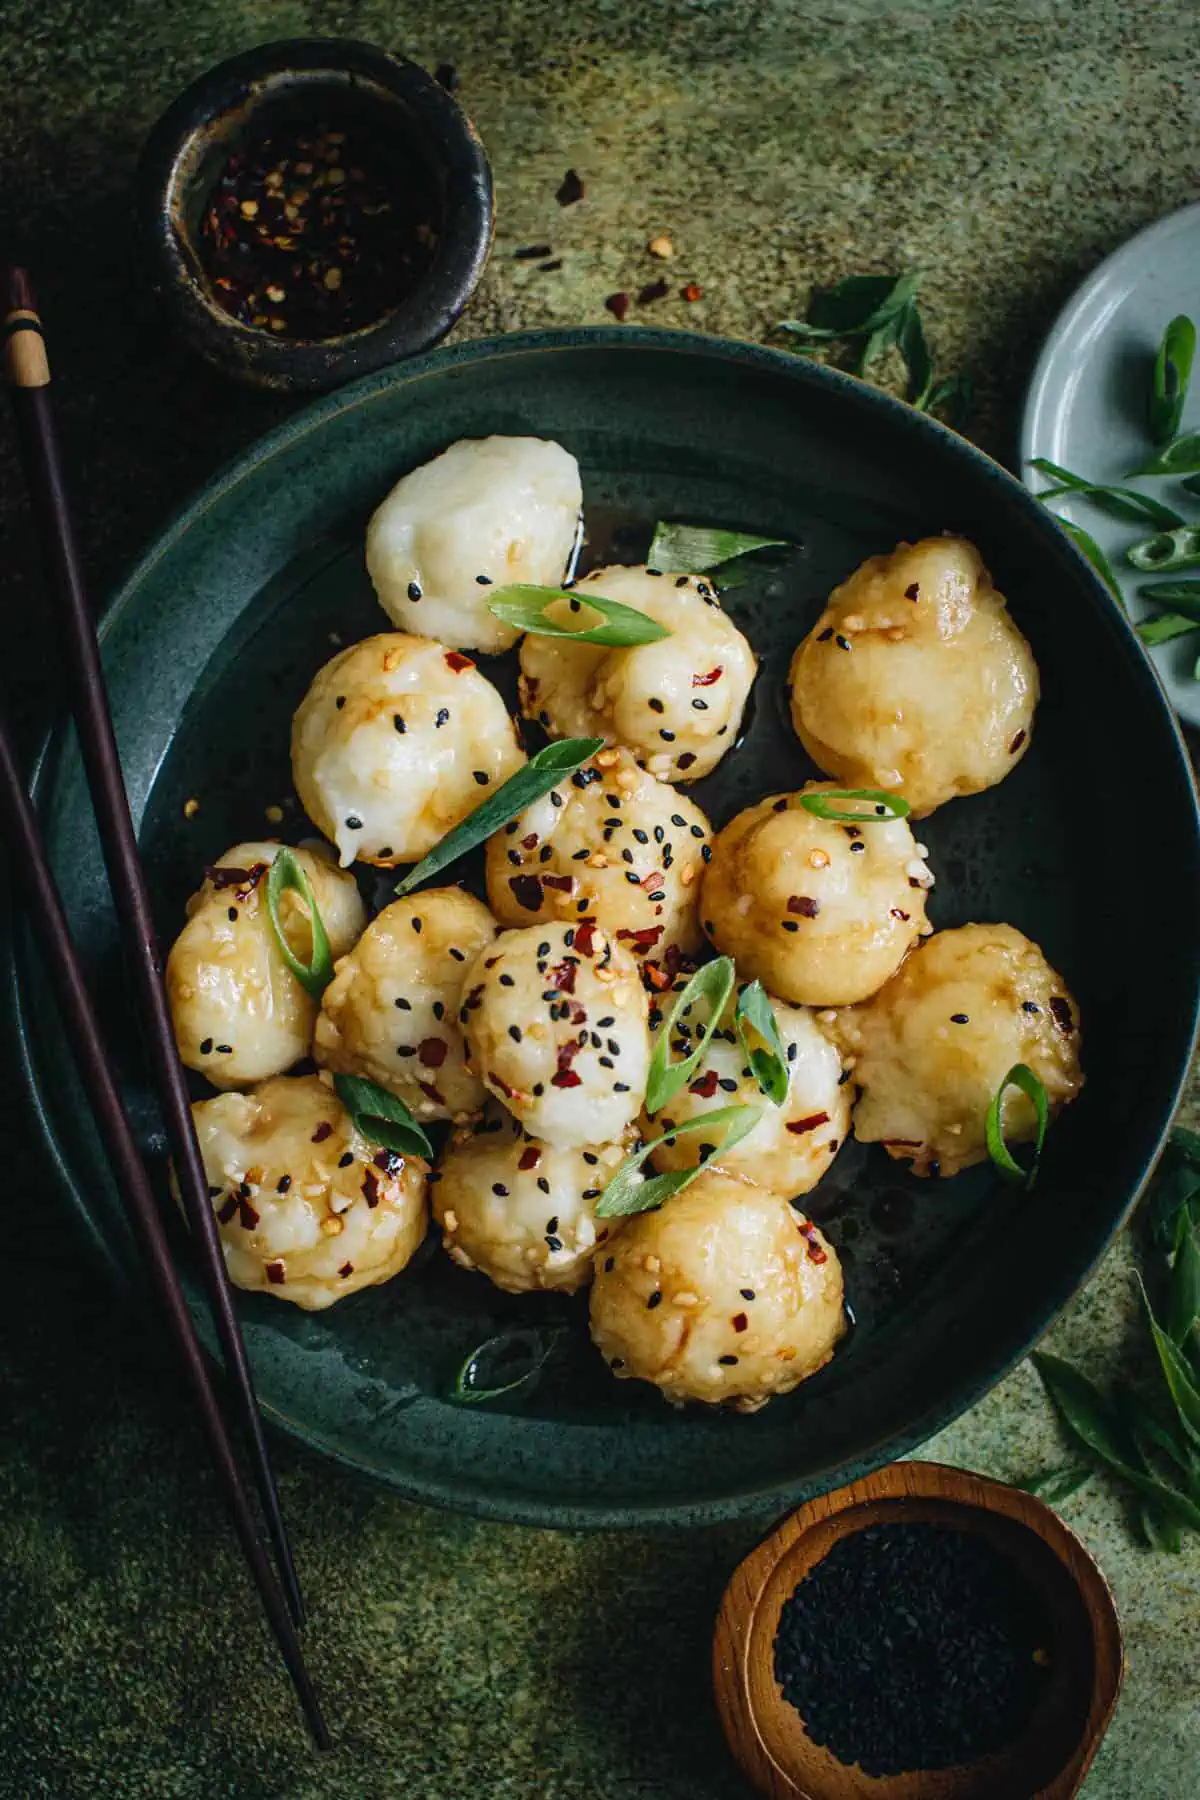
(135, 37), (495, 393)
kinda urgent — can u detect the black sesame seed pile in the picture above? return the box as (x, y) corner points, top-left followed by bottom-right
(773, 1522), (1051, 1777)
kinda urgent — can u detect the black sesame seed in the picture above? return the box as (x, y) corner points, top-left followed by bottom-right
(950, 1013), (970, 1024)
(435, 708), (450, 728)
(660, 729), (676, 742)
(492, 1183), (509, 1196)
(216, 1044), (233, 1055)
(546, 1235), (563, 1250)
(393, 714), (407, 733)
(475, 573), (493, 585)
(537, 1176), (551, 1194)
(701, 844), (711, 861)
(817, 627), (833, 642)
(614, 1081), (630, 1092)
(338, 1152), (354, 1168)
(692, 697), (709, 711)
(533, 1083), (544, 1096)
(781, 920), (799, 932)
(835, 634), (852, 651)
(850, 840), (866, 853)
(647, 1290), (663, 1308)
(412, 917), (423, 933)
(277, 1175), (292, 1193)
(499, 973), (515, 987)
(200, 1037), (214, 1055)
(473, 770), (490, 785)
(335, 695), (346, 709)
(649, 697), (665, 713)
(345, 815), (363, 830)
(719, 1354), (738, 1365)
(407, 580), (422, 600)
(508, 1025), (523, 1042)
(625, 871), (642, 886)
(740, 1288), (756, 1300)
(449, 947), (465, 961)
(583, 1151), (599, 1165)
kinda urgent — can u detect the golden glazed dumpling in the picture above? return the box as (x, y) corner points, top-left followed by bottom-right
(291, 633), (525, 868)
(191, 1075), (428, 1310)
(788, 536), (1038, 818)
(166, 840), (366, 1091)
(699, 783), (933, 1007)
(432, 1104), (628, 1293)
(366, 435), (583, 654)
(519, 564), (756, 783)
(589, 1171), (845, 1410)
(314, 888), (497, 1123)
(459, 922), (650, 1148)
(841, 922), (1083, 1178)
(484, 746), (711, 970)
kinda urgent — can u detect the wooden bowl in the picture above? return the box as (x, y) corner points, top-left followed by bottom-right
(713, 1461), (1123, 1800)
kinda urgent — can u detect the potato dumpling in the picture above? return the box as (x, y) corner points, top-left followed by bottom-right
(167, 840), (366, 1091)
(519, 563), (756, 783)
(484, 746), (711, 971)
(841, 922), (1084, 1178)
(366, 435), (582, 654)
(789, 536), (1038, 818)
(643, 984), (850, 1197)
(699, 782), (933, 1007)
(314, 888), (496, 1122)
(191, 1075), (428, 1310)
(291, 632), (525, 868)
(460, 922), (650, 1148)
(589, 1171), (845, 1410)
(432, 1104), (628, 1293)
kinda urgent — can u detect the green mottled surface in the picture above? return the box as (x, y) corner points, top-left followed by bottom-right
(0, 3), (1198, 1797)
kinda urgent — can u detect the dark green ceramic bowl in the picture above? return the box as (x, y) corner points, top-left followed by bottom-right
(11, 328), (1200, 1527)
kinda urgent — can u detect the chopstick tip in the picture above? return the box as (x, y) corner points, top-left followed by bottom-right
(3, 265), (37, 319)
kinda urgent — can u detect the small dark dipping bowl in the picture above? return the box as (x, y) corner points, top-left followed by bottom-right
(136, 38), (494, 392)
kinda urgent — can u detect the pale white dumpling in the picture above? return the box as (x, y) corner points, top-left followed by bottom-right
(644, 983), (850, 1197)
(484, 746), (711, 972)
(366, 436), (583, 653)
(589, 1171), (845, 1410)
(432, 1104), (629, 1293)
(789, 536), (1039, 818)
(460, 922), (650, 1148)
(191, 1075), (428, 1310)
(519, 564), (756, 783)
(314, 888), (496, 1122)
(291, 633), (525, 867)
(841, 922), (1083, 1178)
(700, 783), (933, 1007)
(166, 840), (366, 1091)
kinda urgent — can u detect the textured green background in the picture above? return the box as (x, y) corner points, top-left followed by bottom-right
(2, 3), (1199, 1797)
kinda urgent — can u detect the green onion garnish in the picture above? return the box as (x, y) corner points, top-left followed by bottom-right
(394, 736), (605, 898)
(333, 1072), (433, 1160)
(1138, 580), (1200, 622)
(799, 788), (911, 823)
(646, 522), (790, 574)
(1149, 314), (1196, 445)
(1056, 519), (1126, 609)
(265, 847), (334, 999)
(644, 956), (736, 1115)
(734, 980), (789, 1106)
(1129, 430), (1200, 478)
(595, 1104), (763, 1219)
(1127, 527), (1200, 572)
(1029, 458), (1185, 529)
(985, 1062), (1049, 1189)
(1136, 612), (1199, 647)
(487, 584), (670, 647)
(448, 1327), (563, 1406)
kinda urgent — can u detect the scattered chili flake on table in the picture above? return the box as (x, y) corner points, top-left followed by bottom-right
(681, 282), (704, 302)
(605, 291), (630, 322)
(197, 121), (440, 338)
(556, 168), (585, 206)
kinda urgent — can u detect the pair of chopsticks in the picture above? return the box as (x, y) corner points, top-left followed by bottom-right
(2, 271), (330, 1749)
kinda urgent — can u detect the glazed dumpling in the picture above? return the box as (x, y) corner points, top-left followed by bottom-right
(314, 888), (496, 1122)
(519, 564), (756, 783)
(366, 435), (583, 653)
(589, 1171), (845, 1410)
(484, 746), (711, 972)
(840, 922), (1083, 1178)
(291, 632), (525, 867)
(191, 1074), (428, 1310)
(460, 922), (650, 1148)
(700, 783), (933, 1007)
(166, 840), (366, 1091)
(432, 1104), (629, 1293)
(788, 536), (1038, 818)
(644, 983), (850, 1197)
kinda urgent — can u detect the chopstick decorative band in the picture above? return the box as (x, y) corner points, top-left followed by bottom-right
(3, 309), (49, 387)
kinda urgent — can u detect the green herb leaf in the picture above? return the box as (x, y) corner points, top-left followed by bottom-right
(798, 788), (911, 823)
(895, 301), (934, 408)
(1141, 1506), (1184, 1552)
(595, 1105), (763, 1219)
(1127, 526), (1200, 572)
(1056, 520), (1126, 609)
(487, 584), (670, 647)
(645, 957), (737, 1114)
(986, 1063), (1049, 1188)
(1144, 1136), (1200, 1251)
(333, 1073), (433, 1161)
(1150, 314), (1196, 444)
(1129, 430), (1200, 477)
(647, 522), (790, 574)
(265, 848), (334, 1000)
(394, 737), (605, 898)
(1136, 612), (1199, 647)
(1030, 458), (1186, 529)
(923, 373), (974, 431)
(448, 1327), (563, 1406)
(1141, 1276), (1200, 1450)
(1137, 580), (1200, 622)
(808, 272), (921, 334)
(734, 980), (789, 1106)
(1169, 1220), (1200, 1348)
(1015, 1463), (1093, 1502)
(1184, 475), (1200, 500)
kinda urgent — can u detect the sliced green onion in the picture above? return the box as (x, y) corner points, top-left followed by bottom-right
(595, 1105), (763, 1219)
(1129, 430), (1200, 478)
(333, 1072), (433, 1161)
(1127, 527), (1200, 572)
(1030, 458), (1185, 529)
(645, 957), (736, 1115)
(734, 981), (789, 1106)
(448, 1327), (563, 1406)
(487, 584), (669, 647)
(1138, 580), (1200, 622)
(394, 736), (604, 898)
(1057, 519), (1125, 610)
(647, 521), (790, 575)
(799, 788), (911, 823)
(986, 1062), (1049, 1189)
(265, 848), (334, 999)
(1149, 314), (1196, 445)
(1136, 612), (1199, 647)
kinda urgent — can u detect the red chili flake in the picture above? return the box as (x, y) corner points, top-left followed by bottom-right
(557, 168), (584, 205)
(676, 752), (697, 771)
(904, 582), (920, 601)
(552, 1069), (583, 1088)
(551, 1038), (584, 1087)
(518, 1145), (542, 1171)
(689, 1070), (721, 1098)
(640, 869), (664, 892)
(418, 1037), (448, 1067)
(692, 667), (723, 687)
(890, 908), (911, 921)
(238, 1198), (260, 1229)
(637, 278), (670, 304)
(418, 1080), (444, 1106)
(445, 650), (475, 672)
(465, 983), (486, 1009)
(1009, 729), (1027, 754)
(788, 896), (820, 918)
(361, 1169), (380, 1208)
(617, 924), (665, 953)
(573, 919), (599, 957)
(338, 1260), (354, 1278)
(1049, 996), (1074, 1033)
(521, 832), (539, 849)
(265, 1260), (286, 1284)
(542, 873), (575, 893)
(205, 862), (262, 889)
(374, 1148), (403, 1174)
(548, 959), (577, 994)
(681, 282), (703, 302)
(311, 1121), (334, 1143)
(798, 1224), (828, 1264)
(509, 874), (544, 911)
(787, 1111), (831, 1135)
(569, 1000), (588, 1025)
(217, 1195), (239, 1225)
(492, 1075), (517, 1099)
(605, 291), (631, 322)
(643, 961), (671, 991)
(732, 1312), (749, 1332)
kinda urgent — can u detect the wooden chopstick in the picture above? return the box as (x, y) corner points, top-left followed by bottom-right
(2, 273), (308, 1626)
(0, 694), (331, 1748)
